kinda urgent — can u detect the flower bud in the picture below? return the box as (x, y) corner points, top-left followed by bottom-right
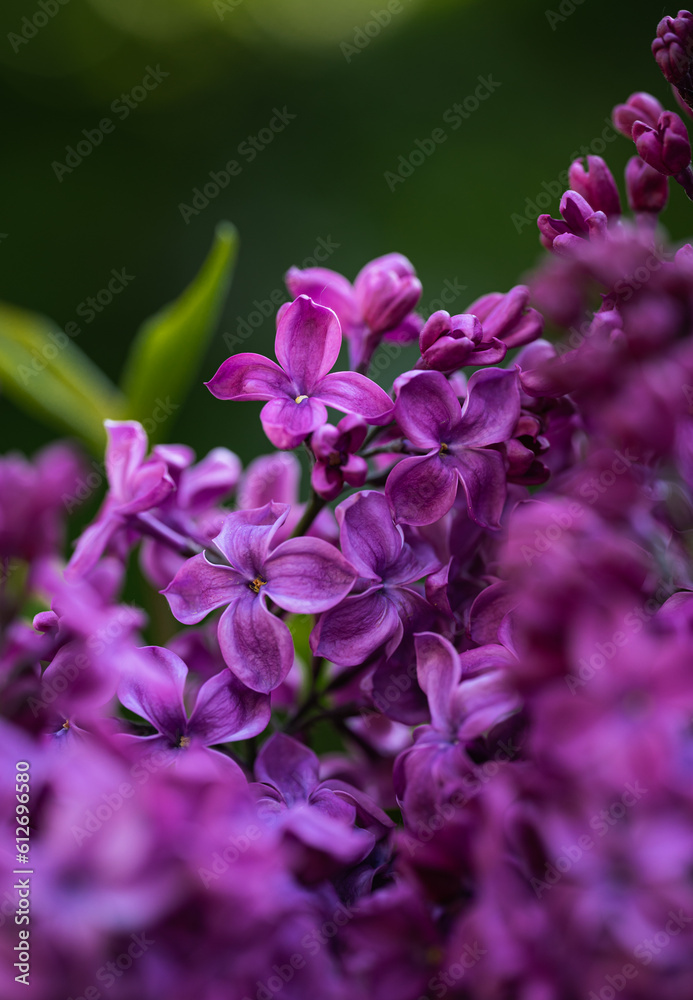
(652, 10), (693, 109)
(568, 156), (621, 217)
(625, 156), (670, 213)
(354, 253), (422, 334)
(632, 110), (691, 175)
(613, 92), (665, 139)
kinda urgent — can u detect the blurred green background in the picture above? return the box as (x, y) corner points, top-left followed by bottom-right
(1, 0), (688, 467)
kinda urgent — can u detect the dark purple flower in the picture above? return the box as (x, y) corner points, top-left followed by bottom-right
(118, 645), (269, 764)
(310, 414), (368, 501)
(568, 155), (622, 218)
(538, 190), (609, 254)
(311, 491), (438, 665)
(206, 295), (393, 450)
(66, 421), (175, 579)
(465, 284), (544, 349)
(286, 253), (423, 371)
(163, 502), (356, 692)
(385, 368), (521, 528)
(625, 155), (670, 214)
(632, 110), (691, 175)
(416, 311), (507, 372)
(652, 10), (693, 104)
(613, 91), (665, 138)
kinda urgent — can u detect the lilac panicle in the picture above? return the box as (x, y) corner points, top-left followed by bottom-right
(163, 502), (356, 692)
(385, 368), (521, 528)
(205, 295), (394, 449)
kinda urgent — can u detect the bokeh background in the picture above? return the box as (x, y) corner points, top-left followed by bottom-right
(1, 0), (687, 467)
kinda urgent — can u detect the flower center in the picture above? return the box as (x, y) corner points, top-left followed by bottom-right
(178, 735), (191, 749)
(248, 575), (267, 593)
(439, 442), (449, 455)
(295, 394), (309, 404)
(62, 719), (70, 730)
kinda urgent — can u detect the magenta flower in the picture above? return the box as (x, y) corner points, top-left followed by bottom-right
(310, 415), (368, 501)
(285, 253), (423, 371)
(625, 155), (670, 214)
(311, 491), (438, 665)
(538, 189), (608, 254)
(118, 645), (269, 762)
(652, 10), (693, 96)
(385, 368), (521, 528)
(612, 91), (665, 138)
(632, 110), (691, 175)
(568, 155), (622, 218)
(163, 502), (356, 692)
(417, 311), (507, 372)
(66, 420), (175, 579)
(205, 295), (394, 450)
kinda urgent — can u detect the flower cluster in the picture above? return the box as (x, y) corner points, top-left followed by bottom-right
(2, 11), (693, 1000)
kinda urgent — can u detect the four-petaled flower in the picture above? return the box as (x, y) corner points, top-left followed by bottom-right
(385, 368), (521, 528)
(118, 645), (270, 767)
(205, 295), (394, 450)
(311, 491), (439, 665)
(163, 502), (357, 692)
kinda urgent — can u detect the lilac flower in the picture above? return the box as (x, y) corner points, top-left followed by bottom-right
(632, 110), (691, 175)
(310, 415), (368, 501)
(205, 295), (394, 450)
(118, 645), (269, 764)
(625, 155), (670, 215)
(538, 189), (609, 254)
(417, 311), (507, 372)
(285, 253), (423, 371)
(311, 491), (439, 666)
(465, 284), (544, 349)
(163, 502), (356, 692)
(139, 444), (240, 588)
(385, 368), (521, 528)
(66, 421), (175, 579)
(612, 91), (665, 138)
(250, 733), (390, 881)
(568, 155), (622, 217)
(652, 10), (693, 104)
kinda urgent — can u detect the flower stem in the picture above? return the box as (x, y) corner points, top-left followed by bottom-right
(291, 491), (326, 538)
(132, 512), (201, 558)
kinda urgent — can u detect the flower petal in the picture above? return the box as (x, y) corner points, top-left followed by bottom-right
(104, 420), (148, 501)
(237, 453), (301, 509)
(394, 370), (462, 449)
(453, 367), (521, 448)
(285, 267), (361, 332)
(336, 490), (402, 580)
(205, 354), (291, 401)
(454, 448), (508, 530)
(162, 552), (244, 624)
(386, 453), (459, 526)
(217, 591), (294, 692)
(213, 503), (290, 577)
(264, 536), (356, 613)
(188, 669), (271, 744)
(255, 732), (319, 804)
(312, 589), (401, 666)
(260, 396), (327, 450)
(275, 294), (342, 389)
(65, 515), (119, 579)
(178, 448), (241, 512)
(414, 632), (461, 734)
(315, 371), (394, 423)
(118, 646), (188, 742)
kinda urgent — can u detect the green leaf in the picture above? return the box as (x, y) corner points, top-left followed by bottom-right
(121, 221), (238, 441)
(0, 302), (125, 453)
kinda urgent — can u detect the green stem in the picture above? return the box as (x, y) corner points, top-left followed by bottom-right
(291, 490), (327, 538)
